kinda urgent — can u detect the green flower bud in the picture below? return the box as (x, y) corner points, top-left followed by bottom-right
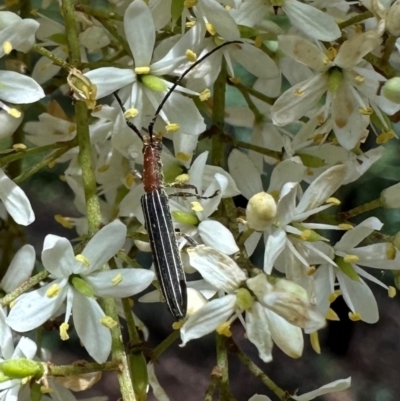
(382, 78), (400, 104)
(128, 352), (148, 401)
(246, 192), (277, 231)
(141, 75), (167, 92)
(70, 275), (95, 297)
(336, 256), (360, 281)
(171, 211), (199, 225)
(0, 359), (44, 379)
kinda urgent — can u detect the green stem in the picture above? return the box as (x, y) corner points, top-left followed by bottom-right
(364, 53), (398, 78)
(382, 34), (397, 64)
(235, 84), (263, 122)
(47, 361), (121, 376)
(151, 330), (180, 361)
(75, 3), (123, 21)
(204, 367), (222, 401)
(32, 44), (72, 70)
(0, 271), (49, 306)
(97, 17), (132, 57)
(234, 82), (275, 106)
(339, 198), (383, 220)
(211, 60), (227, 167)
(338, 10), (373, 30)
(14, 143), (75, 184)
(233, 341), (290, 400)
(216, 335), (230, 401)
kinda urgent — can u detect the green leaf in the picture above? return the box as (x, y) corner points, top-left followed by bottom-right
(336, 257), (360, 281)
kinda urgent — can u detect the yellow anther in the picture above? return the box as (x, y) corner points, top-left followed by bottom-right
(326, 197), (341, 205)
(40, 386), (53, 394)
(216, 322), (232, 337)
(75, 254), (90, 268)
(313, 133), (325, 143)
(326, 308), (340, 321)
(175, 174), (190, 184)
(60, 322), (70, 341)
(206, 22), (216, 35)
(191, 201), (203, 212)
(134, 66), (150, 74)
(185, 21), (196, 28)
(172, 320), (184, 330)
(165, 123), (180, 133)
(100, 316), (118, 329)
(184, 0), (197, 7)
(294, 88), (305, 96)
(355, 75), (365, 84)
(343, 254), (359, 263)
(97, 164), (110, 173)
(386, 243), (396, 260)
(125, 108), (139, 119)
(199, 89), (211, 101)
(126, 172), (135, 187)
(13, 143), (27, 151)
(46, 284), (61, 298)
(306, 266), (316, 275)
(176, 152), (191, 162)
(186, 49), (197, 62)
(224, 5), (231, 10)
(338, 223), (353, 230)
(322, 56), (331, 65)
(254, 36), (263, 48)
(388, 286), (396, 298)
(48, 160), (56, 169)
(328, 290), (342, 303)
(326, 47), (337, 60)
(310, 332), (321, 354)
(348, 312), (362, 321)
(376, 130), (396, 144)
(8, 108), (21, 118)
(54, 214), (75, 229)
(359, 107), (373, 115)
(111, 273), (123, 286)
(229, 77), (241, 84)
(3, 41), (13, 55)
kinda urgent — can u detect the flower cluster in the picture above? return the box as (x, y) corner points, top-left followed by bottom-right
(0, 0), (399, 400)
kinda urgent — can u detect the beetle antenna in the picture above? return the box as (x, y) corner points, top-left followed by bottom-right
(114, 91), (144, 142)
(148, 40), (242, 137)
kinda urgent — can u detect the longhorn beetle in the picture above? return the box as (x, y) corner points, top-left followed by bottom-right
(115, 40), (242, 320)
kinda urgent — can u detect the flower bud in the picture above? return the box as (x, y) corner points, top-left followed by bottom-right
(0, 359), (44, 379)
(380, 183), (400, 208)
(382, 77), (400, 104)
(246, 192), (277, 231)
(387, 0), (400, 36)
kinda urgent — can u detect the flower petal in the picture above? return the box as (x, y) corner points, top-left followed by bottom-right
(42, 235), (75, 277)
(72, 290), (112, 363)
(180, 294), (236, 346)
(86, 268), (155, 298)
(6, 279), (68, 332)
(292, 377), (351, 401)
(0, 168), (35, 226)
(198, 220), (239, 255)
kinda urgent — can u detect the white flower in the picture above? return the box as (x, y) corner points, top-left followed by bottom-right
(6, 220), (155, 363)
(180, 245), (325, 360)
(272, 33), (400, 149)
(314, 217), (400, 324)
(0, 169), (35, 226)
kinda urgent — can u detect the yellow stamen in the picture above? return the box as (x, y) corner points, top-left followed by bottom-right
(60, 322), (70, 340)
(326, 308), (340, 321)
(328, 290), (342, 303)
(100, 316), (118, 329)
(3, 41), (12, 55)
(8, 108), (21, 118)
(216, 322), (232, 337)
(125, 108), (139, 119)
(126, 172), (135, 187)
(205, 22), (216, 36)
(134, 66), (150, 74)
(254, 36), (263, 48)
(13, 143), (27, 151)
(176, 152), (191, 162)
(229, 77), (241, 84)
(54, 214), (75, 229)
(185, 21), (196, 28)
(172, 320), (184, 330)
(348, 312), (362, 321)
(310, 332), (321, 354)
(326, 47), (337, 60)
(111, 273), (123, 285)
(75, 254), (90, 268)
(48, 160), (56, 169)
(186, 49), (197, 62)
(388, 286), (396, 298)
(294, 88), (305, 96)
(97, 164), (110, 173)
(300, 229), (312, 241)
(338, 223), (353, 230)
(46, 284), (61, 298)
(165, 123), (180, 133)
(386, 243), (396, 260)
(306, 266), (316, 275)
(343, 254), (359, 263)
(175, 174), (189, 183)
(326, 197), (340, 205)
(376, 130), (395, 144)
(191, 201), (203, 212)
(355, 75), (365, 83)
(199, 89), (211, 101)
(184, 0), (197, 7)
(359, 107), (373, 115)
